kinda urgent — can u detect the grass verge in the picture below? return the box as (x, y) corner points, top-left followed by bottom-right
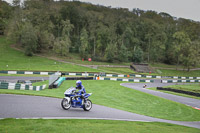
(1, 80), (200, 121)
(0, 119), (199, 133)
(0, 37), (99, 72)
(163, 84), (200, 93)
(147, 84), (200, 100)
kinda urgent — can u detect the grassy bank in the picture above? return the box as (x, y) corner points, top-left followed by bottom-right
(1, 36), (200, 77)
(1, 80), (200, 121)
(155, 69), (200, 77)
(0, 37), (99, 72)
(0, 119), (199, 133)
(98, 67), (134, 74)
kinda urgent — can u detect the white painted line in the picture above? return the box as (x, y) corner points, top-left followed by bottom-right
(42, 85), (46, 89)
(110, 78), (117, 81)
(40, 72), (48, 75)
(162, 80), (167, 83)
(82, 73), (89, 76)
(135, 75), (141, 78)
(36, 86), (40, 91)
(69, 73), (76, 76)
(146, 76), (152, 78)
(118, 75), (124, 77)
(134, 79), (140, 82)
(25, 71), (33, 75)
(8, 71), (17, 74)
(122, 79), (129, 82)
(29, 86), (33, 90)
(99, 77), (104, 80)
(20, 84), (25, 90)
(106, 74), (112, 77)
(55, 72), (61, 76)
(8, 86), (15, 90)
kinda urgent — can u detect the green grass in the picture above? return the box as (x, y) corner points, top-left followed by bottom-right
(1, 80), (200, 121)
(1, 36), (200, 77)
(0, 37), (99, 72)
(150, 63), (199, 69)
(0, 119), (199, 133)
(147, 84), (200, 100)
(43, 52), (130, 66)
(98, 67), (134, 74)
(163, 84), (200, 93)
(155, 69), (200, 77)
(150, 63), (185, 69)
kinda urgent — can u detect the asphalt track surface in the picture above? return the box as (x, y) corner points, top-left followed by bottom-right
(0, 76), (200, 129)
(0, 76), (48, 83)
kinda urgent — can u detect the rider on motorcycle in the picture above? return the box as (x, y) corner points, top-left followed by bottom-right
(76, 80), (86, 99)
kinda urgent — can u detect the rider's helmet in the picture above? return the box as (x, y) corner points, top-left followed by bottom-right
(76, 80), (82, 89)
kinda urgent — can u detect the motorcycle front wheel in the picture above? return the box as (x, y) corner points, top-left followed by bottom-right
(61, 98), (71, 110)
(83, 99), (92, 111)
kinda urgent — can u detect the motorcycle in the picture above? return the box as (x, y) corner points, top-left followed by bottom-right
(61, 87), (92, 111)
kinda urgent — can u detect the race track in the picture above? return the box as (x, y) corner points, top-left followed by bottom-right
(0, 93), (200, 129)
(121, 82), (200, 108)
(0, 76), (200, 129)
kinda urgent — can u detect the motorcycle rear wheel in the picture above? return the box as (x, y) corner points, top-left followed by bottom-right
(61, 98), (71, 110)
(83, 99), (92, 111)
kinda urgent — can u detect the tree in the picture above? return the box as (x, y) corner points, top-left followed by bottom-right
(80, 28), (88, 59)
(0, 0), (12, 35)
(21, 22), (37, 56)
(105, 43), (117, 62)
(118, 43), (129, 62)
(53, 20), (73, 56)
(172, 31), (191, 70)
(143, 19), (160, 62)
(132, 47), (143, 63)
(182, 40), (200, 71)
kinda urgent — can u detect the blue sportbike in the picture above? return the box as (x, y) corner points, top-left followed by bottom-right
(61, 87), (92, 111)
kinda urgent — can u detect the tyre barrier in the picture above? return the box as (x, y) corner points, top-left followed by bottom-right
(161, 80), (200, 83)
(95, 77), (154, 83)
(0, 82), (46, 91)
(157, 87), (200, 97)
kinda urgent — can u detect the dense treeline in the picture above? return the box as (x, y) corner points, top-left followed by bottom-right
(0, 0), (200, 71)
